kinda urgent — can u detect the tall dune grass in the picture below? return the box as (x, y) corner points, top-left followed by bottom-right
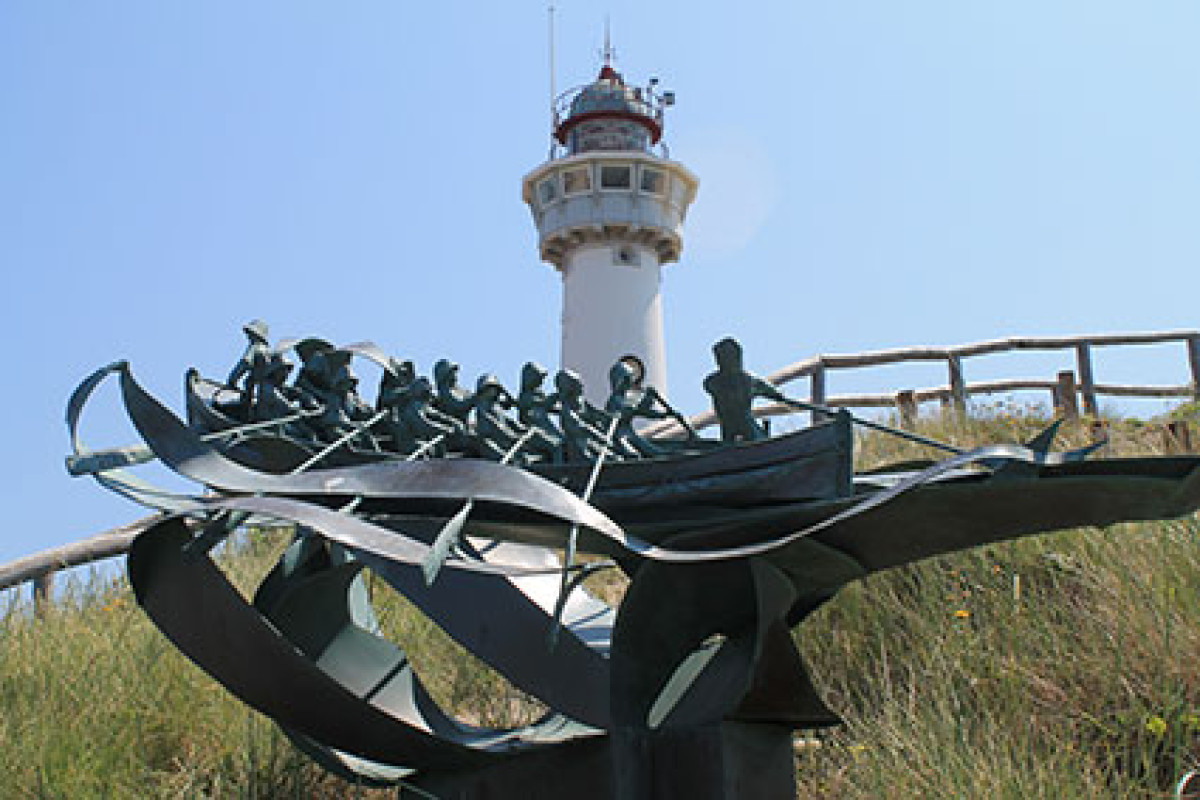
(1, 403), (1196, 797)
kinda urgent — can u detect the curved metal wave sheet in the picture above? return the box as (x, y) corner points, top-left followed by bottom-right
(116, 364), (624, 540)
(65, 362), (205, 514)
(95, 362), (1200, 575)
(351, 536), (614, 728)
(610, 556), (818, 732)
(127, 518), (602, 778)
(201, 497), (615, 727)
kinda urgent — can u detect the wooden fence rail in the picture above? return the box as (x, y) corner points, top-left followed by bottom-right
(766, 329), (1199, 421)
(0, 516), (159, 611)
(9, 330), (1199, 610)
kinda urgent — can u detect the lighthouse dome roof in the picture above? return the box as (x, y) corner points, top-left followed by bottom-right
(555, 65), (663, 147)
(568, 67), (651, 117)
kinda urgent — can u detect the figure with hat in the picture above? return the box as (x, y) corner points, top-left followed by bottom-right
(385, 377), (466, 456)
(250, 351), (301, 425)
(432, 359), (476, 425)
(376, 358), (416, 412)
(470, 375), (528, 461)
(604, 359), (698, 458)
(292, 345), (379, 450)
(554, 370), (618, 462)
(516, 362), (565, 460)
(703, 337), (786, 443)
(223, 319), (273, 420)
(375, 358), (418, 453)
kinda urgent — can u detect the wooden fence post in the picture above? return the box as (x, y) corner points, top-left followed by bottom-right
(895, 390), (918, 429)
(32, 571), (55, 615)
(1188, 335), (1200, 401)
(1075, 342), (1099, 416)
(947, 354), (967, 412)
(1165, 420), (1192, 453)
(810, 361), (828, 424)
(1055, 371), (1079, 420)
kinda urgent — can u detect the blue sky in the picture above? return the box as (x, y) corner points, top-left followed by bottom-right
(2, 1), (1198, 566)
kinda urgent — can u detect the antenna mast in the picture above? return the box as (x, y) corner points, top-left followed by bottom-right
(548, 5), (557, 135)
(601, 16), (615, 66)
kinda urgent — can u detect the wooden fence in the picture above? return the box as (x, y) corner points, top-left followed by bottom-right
(10, 330), (1199, 610)
(771, 328), (1199, 414)
(665, 329), (1200, 433)
(0, 516), (159, 611)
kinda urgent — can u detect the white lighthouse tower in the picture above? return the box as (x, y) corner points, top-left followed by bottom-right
(522, 51), (698, 403)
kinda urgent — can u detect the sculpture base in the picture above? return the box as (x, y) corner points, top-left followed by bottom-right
(405, 736), (613, 800)
(404, 722), (796, 800)
(611, 722), (796, 800)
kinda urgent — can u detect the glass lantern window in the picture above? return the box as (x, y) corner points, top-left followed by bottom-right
(538, 176), (559, 205)
(640, 168), (665, 195)
(600, 164), (632, 190)
(562, 167), (591, 195)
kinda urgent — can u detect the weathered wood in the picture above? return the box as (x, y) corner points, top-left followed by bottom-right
(768, 330), (1199, 389)
(0, 515), (161, 593)
(1075, 342), (1098, 416)
(32, 572), (55, 615)
(653, 330), (1198, 437)
(1165, 421), (1192, 454)
(810, 361), (828, 424)
(1188, 335), (1200, 401)
(1055, 371), (1079, 420)
(1089, 383), (1193, 399)
(895, 390), (918, 429)
(947, 355), (967, 411)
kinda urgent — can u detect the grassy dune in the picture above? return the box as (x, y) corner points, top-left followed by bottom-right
(3, 405), (1198, 797)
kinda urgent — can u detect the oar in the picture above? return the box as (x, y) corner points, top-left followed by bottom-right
(776, 396), (964, 456)
(406, 431), (449, 461)
(289, 410), (388, 474)
(183, 428), (449, 563)
(421, 426), (538, 586)
(547, 414), (620, 650)
(66, 408), (322, 476)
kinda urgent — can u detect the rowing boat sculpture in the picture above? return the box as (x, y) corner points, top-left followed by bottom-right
(66, 327), (1200, 799)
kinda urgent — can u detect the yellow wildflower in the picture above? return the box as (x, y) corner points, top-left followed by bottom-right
(1145, 715), (1168, 738)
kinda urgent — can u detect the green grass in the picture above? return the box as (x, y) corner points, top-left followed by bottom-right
(3, 403), (1198, 797)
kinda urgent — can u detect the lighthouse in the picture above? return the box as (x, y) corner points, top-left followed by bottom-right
(522, 52), (698, 403)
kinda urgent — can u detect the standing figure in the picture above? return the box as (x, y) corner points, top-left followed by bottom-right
(432, 359), (475, 424)
(224, 319), (272, 420)
(702, 337), (786, 443)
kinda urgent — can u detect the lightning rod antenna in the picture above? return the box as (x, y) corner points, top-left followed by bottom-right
(602, 15), (615, 67)
(548, 5), (557, 136)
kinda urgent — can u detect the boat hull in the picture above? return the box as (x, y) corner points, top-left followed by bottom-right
(186, 371), (855, 511)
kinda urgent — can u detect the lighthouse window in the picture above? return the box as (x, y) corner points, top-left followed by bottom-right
(639, 167), (665, 195)
(562, 166), (591, 195)
(600, 164), (632, 190)
(537, 176), (559, 206)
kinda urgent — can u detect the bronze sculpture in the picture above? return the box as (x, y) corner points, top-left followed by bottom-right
(704, 336), (788, 443)
(64, 324), (1200, 799)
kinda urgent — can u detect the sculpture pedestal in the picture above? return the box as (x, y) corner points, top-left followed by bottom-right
(611, 722), (796, 800)
(404, 721), (796, 800)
